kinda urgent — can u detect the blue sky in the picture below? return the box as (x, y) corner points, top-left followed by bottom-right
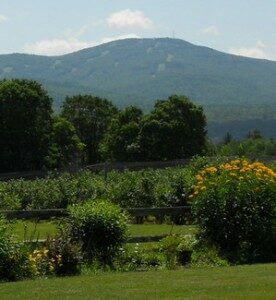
(0, 0), (275, 60)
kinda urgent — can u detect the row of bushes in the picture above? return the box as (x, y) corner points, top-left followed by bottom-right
(1, 156), (274, 211)
(0, 159), (205, 210)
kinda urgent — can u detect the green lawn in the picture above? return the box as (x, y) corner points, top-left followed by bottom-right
(10, 220), (59, 241)
(11, 220), (197, 241)
(1, 264), (275, 299)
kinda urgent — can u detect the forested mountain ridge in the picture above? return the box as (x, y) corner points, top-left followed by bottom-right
(1, 38), (276, 139)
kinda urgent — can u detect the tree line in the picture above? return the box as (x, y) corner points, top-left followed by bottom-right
(0, 79), (206, 172)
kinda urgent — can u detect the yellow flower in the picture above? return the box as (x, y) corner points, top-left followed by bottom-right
(49, 264), (55, 272)
(196, 175), (203, 182)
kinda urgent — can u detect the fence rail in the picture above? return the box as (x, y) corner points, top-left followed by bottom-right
(1, 156), (275, 182)
(1, 206), (192, 243)
(1, 206), (191, 220)
(0, 159), (191, 181)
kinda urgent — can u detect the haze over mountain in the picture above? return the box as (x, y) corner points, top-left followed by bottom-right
(1, 38), (275, 139)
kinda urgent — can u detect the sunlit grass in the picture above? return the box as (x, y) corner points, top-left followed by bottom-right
(1, 264), (275, 300)
(11, 220), (197, 241)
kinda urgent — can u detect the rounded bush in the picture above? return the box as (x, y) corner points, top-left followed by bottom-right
(67, 200), (128, 264)
(190, 159), (276, 263)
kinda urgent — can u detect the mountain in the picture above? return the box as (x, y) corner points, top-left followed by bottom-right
(0, 38), (276, 139)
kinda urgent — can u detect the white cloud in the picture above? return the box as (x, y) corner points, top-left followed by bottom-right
(0, 15), (8, 23)
(202, 25), (220, 36)
(256, 40), (265, 48)
(23, 33), (140, 56)
(64, 26), (89, 39)
(228, 46), (268, 59)
(107, 9), (153, 31)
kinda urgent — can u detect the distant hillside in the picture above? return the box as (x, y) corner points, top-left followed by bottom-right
(1, 38), (276, 139)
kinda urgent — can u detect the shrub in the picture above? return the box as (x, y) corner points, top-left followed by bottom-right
(159, 235), (180, 269)
(67, 200), (129, 265)
(159, 234), (196, 268)
(114, 243), (163, 271)
(191, 245), (229, 267)
(0, 215), (32, 281)
(190, 159), (276, 263)
(45, 227), (83, 276)
(28, 247), (62, 276)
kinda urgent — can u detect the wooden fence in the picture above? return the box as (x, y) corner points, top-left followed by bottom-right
(1, 156), (275, 182)
(1, 206), (192, 243)
(0, 159), (191, 181)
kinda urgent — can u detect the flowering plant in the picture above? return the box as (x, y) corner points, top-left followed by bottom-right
(28, 247), (62, 276)
(190, 159), (276, 263)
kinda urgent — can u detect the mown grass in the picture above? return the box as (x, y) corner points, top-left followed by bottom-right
(10, 220), (197, 241)
(9, 220), (59, 241)
(1, 264), (275, 299)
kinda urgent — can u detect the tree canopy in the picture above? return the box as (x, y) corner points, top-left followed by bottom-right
(139, 95), (206, 160)
(0, 78), (208, 172)
(45, 117), (85, 169)
(61, 95), (118, 164)
(100, 106), (143, 161)
(101, 95), (207, 161)
(0, 79), (53, 171)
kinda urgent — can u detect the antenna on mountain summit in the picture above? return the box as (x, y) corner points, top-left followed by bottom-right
(172, 30), (175, 38)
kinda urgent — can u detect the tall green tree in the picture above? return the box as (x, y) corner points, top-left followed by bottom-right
(100, 106), (143, 161)
(0, 79), (53, 172)
(61, 95), (118, 164)
(139, 95), (206, 160)
(45, 117), (85, 169)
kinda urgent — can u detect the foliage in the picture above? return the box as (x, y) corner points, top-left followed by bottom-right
(0, 79), (53, 172)
(44, 230), (83, 276)
(159, 235), (181, 269)
(139, 95), (206, 160)
(191, 246), (229, 267)
(100, 106), (143, 161)
(101, 95), (207, 162)
(217, 136), (276, 158)
(159, 234), (197, 268)
(0, 215), (32, 281)
(61, 95), (118, 164)
(190, 159), (276, 263)
(28, 247), (62, 276)
(0, 166), (194, 210)
(67, 200), (129, 264)
(114, 243), (164, 271)
(45, 117), (85, 169)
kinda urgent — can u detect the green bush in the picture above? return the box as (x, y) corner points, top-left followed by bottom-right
(0, 215), (32, 281)
(159, 234), (196, 268)
(67, 200), (129, 264)
(114, 243), (164, 271)
(45, 228), (83, 276)
(191, 245), (229, 267)
(190, 159), (276, 263)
